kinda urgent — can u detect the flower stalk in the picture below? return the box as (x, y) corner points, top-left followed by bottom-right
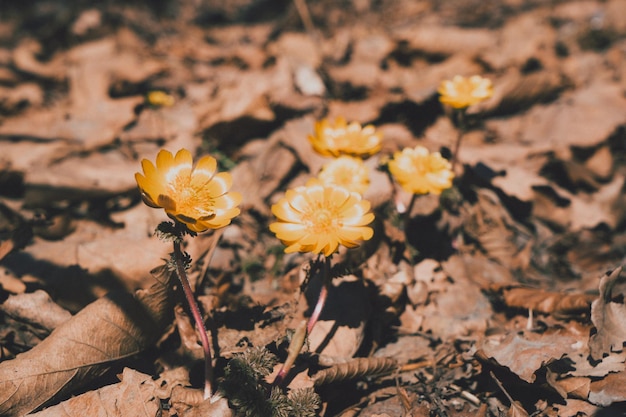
(273, 256), (332, 387)
(306, 255), (331, 334)
(450, 108), (467, 173)
(172, 237), (214, 399)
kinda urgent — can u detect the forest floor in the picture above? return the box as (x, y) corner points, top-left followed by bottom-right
(2, 0), (626, 416)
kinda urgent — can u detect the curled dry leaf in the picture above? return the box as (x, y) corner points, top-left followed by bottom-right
(546, 369), (590, 401)
(589, 267), (626, 360)
(0, 266), (174, 417)
(501, 286), (595, 316)
(28, 368), (159, 417)
(312, 357), (397, 387)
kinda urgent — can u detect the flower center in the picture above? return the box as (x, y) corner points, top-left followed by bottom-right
(334, 168), (354, 186)
(304, 207), (341, 234)
(409, 156), (431, 175)
(169, 175), (215, 218)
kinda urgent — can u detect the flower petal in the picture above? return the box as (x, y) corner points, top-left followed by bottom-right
(174, 148), (193, 167)
(272, 199), (303, 223)
(190, 156), (218, 190)
(270, 222), (308, 242)
(204, 172), (233, 197)
(214, 192), (242, 210)
(155, 149), (175, 171)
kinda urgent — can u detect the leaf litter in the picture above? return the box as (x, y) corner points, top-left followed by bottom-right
(1, 0), (626, 416)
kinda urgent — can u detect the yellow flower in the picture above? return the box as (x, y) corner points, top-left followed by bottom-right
(135, 149), (241, 233)
(438, 75), (493, 109)
(270, 180), (374, 256)
(318, 156), (369, 195)
(308, 117), (382, 158)
(146, 91), (175, 107)
(388, 146), (454, 195)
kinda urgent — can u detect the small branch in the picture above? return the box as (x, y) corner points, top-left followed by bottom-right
(173, 240), (214, 399)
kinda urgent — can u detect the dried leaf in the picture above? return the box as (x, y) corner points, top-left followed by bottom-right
(313, 357), (397, 387)
(480, 330), (582, 383)
(565, 351), (626, 378)
(0, 266), (174, 416)
(518, 82), (626, 149)
(589, 267), (626, 360)
(548, 374), (590, 401)
(589, 370), (626, 406)
(1, 290), (72, 335)
(28, 368), (159, 417)
(501, 286), (595, 316)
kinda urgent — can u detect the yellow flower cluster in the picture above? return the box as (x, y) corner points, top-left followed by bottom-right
(135, 149), (241, 233)
(269, 116), (383, 255)
(438, 75), (493, 109)
(270, 179), (374, 256)
(388, 146), (454, 195)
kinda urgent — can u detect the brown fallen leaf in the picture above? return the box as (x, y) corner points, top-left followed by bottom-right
(546, 372), (590, 401)
(1, 290), (72, 337)
(0, 266), (174, 417)
(501, 286), (595, 316)
(589, 267), (626, 360)
(480, 329), (583, 383)
(27, 368), (160, 417)
(589, 370), (626, 406)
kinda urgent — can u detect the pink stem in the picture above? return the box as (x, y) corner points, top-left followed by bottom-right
(306, 256), (331, 334)
(173, 240), (213, 399)
(273, 256), (331, 387)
